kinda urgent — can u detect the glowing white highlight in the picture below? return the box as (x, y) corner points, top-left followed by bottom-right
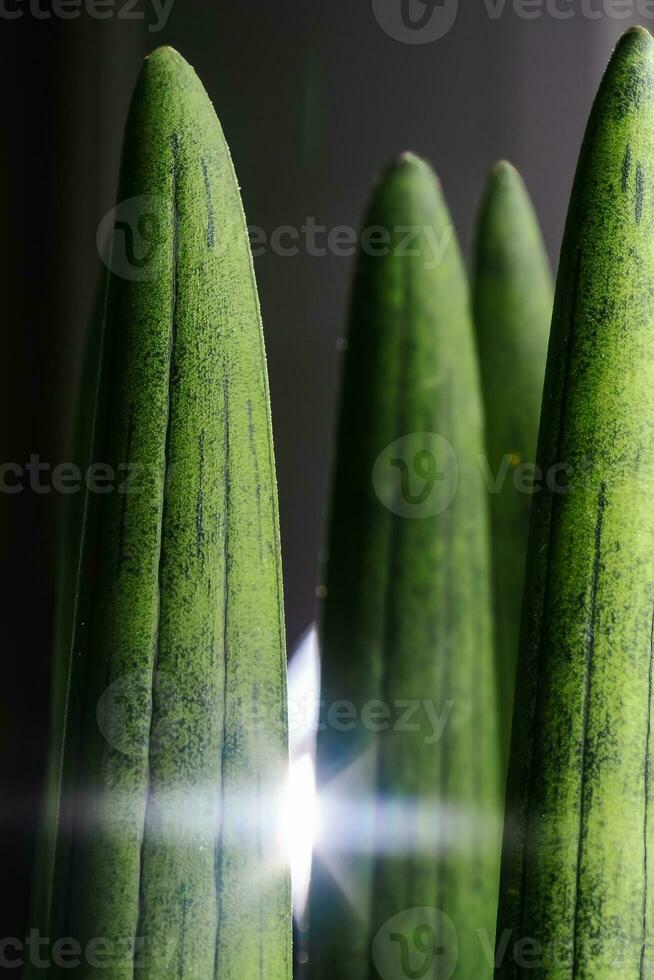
(286, 625), (321, 922)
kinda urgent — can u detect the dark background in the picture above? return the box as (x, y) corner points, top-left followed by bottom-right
(0, 0), (643, 943)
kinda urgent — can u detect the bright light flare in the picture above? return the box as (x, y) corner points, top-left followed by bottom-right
(283, 753), (318, 922)
(285, 626), (321, 923)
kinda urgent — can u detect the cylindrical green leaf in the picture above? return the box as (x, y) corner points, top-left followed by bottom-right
(496, 27), (654, 979)
(34, 47), (290, 980)
(309, 154), (501, 980)
(472, 161), (553, 767)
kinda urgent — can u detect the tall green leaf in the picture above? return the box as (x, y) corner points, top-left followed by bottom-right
(496, 27), (654, 979)
(32, 47), (290, 980)
(473, 161), (553, 767)
(309, 154), (501, 980)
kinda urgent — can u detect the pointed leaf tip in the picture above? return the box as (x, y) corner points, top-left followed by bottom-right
(623, 24), (654, 44)
(484, 161), (524, 204)
(379, 152), (440, 194)
(143, 44), (193, 75)
(138, 45), (203, 99)
(611, 22), (654, 70)
(146, 44), (185, 61)
(397, 150), (426, 167)
(128, 44), (218, 145)
(573, 22), (654, 160)
(383, 151), (433, 180)
(490, 159), (519, 184)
